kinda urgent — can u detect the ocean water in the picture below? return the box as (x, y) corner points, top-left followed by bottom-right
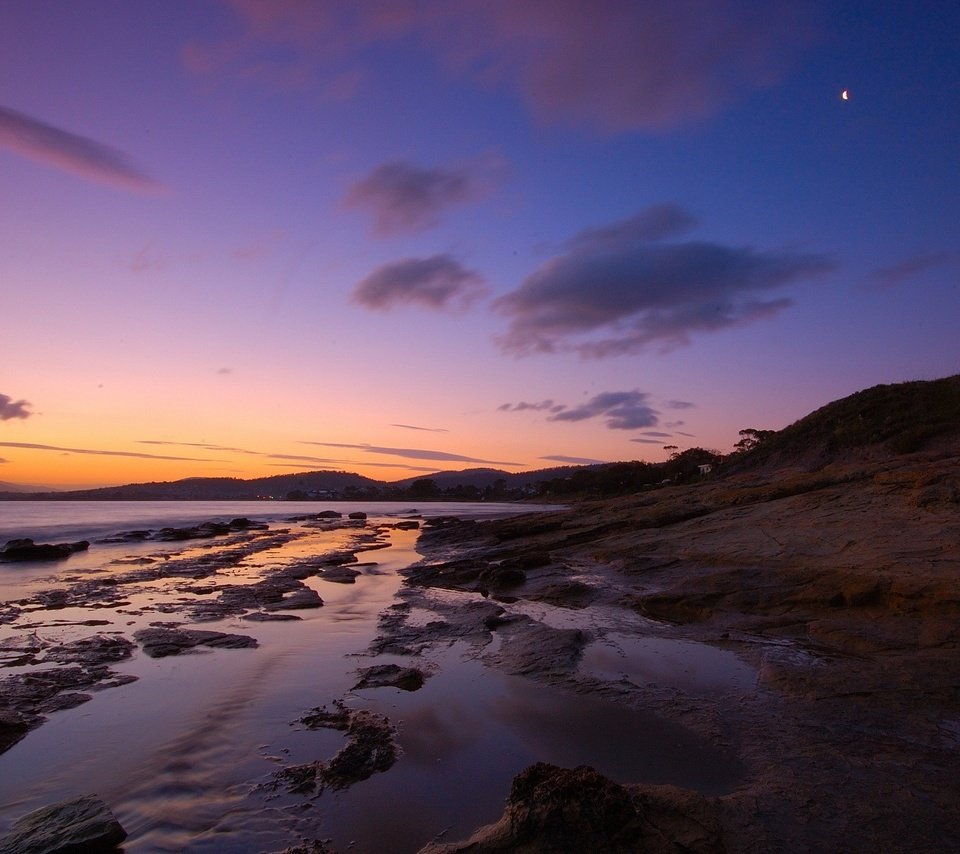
(0, 499), (541, 544)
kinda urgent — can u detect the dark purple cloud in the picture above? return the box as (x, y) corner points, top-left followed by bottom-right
(665, 400), (695, 410)
(547, 391), (658, 430)
(638, 431), (672, 438)
(868, 252), (960, 290)
(630, 438), (668, 445)
(353, 254), (486, 310)
(0, 106), (161, 192)
(494, 204), (834, 356)
(498, 400), (566, 414)
(302, 441), (523, 467)
(0, 394), (32, 421)
(540, 454), (606, 465)
(192, 1), (813, 133)
(343, 160), (492, 236)
(0, 441), (222, 462)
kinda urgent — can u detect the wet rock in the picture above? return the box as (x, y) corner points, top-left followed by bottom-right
(133, 627), (257, 657)
(486, 620), (589, 677)
(0, 538), (90, 562)
(348, 511), (367, 520)
(242, 611), (302, 622)
(0, 709), (30, 753)
(97, 529), (152, 543)
(272, 704), (399, 795)
(316, 566), (361, 584)
(322, 709), (398, 789)
(263, 588), (324, 610)
(353, 663), (426, 692)
(41, 635), (135, 667)
(419, 763), (723, 854)
(0, 665), (138, 756)
(0, 793), (127, 854)
(391, 520), (420, 530)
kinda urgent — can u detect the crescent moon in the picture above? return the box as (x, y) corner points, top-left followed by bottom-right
(841, 89), (849, 100)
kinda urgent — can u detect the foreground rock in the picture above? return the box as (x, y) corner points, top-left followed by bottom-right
(0, 793), (126, 853)
(420, 763), (723, 854)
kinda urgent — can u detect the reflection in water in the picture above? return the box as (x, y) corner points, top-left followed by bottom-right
(0, 516), (747, 853)
(581, 634), (756, 694)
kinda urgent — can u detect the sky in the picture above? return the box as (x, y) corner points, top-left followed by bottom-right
(1, 0), (958, 489)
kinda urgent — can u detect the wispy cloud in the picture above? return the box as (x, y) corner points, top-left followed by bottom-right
(302, 441), (523, 467)
(495, 203), (834, 356)
(0, 442), (223, 462)
(343, 159), (496, 236)
(391, 423), (449, 433)
(547, 391), (659, 430)
(540, 454), (606, 465)
(665, 400), (695, 410)
(188, 1), (813, 133)
(867, 252), (960, 290)
(0, 105), (161, 191)
(352, 254), (487, 311)
(498, 400), (566, 414)
(0, 394), (32, 421)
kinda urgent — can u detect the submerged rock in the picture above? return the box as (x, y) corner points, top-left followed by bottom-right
(0, 793), (127, 854)
(0, 538), (90, 562)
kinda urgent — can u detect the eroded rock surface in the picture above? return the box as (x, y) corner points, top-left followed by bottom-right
(419, 763), (723, 854)
(0, 793), (126, 854)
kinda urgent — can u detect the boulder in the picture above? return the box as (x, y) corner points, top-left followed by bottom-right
(419, 763), (723, 854)
(0, 539), (90, 562)
(0, 793), (127, 854)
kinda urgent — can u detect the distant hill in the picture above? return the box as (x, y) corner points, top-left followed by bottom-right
(391, 465), (594, 491)
(731, 375), (960, 472)
(0, 470), (383, 501)
(0, 480), (60, 493)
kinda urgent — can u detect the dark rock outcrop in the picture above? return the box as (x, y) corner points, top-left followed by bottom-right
(0, 538), (90, 562)
(0, 793), (127, 854)
(419, 763), (723, 854)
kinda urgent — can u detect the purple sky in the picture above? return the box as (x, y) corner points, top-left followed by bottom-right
(2, 0), (958, 487)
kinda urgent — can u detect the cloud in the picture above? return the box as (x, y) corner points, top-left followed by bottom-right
(391, 423), (450, 433)
(665, 400), (695, 410)
(217, 367), (233, 375)
(343, 160), (493, 236)
(0, 395), (32, 421)
(494, 204), (834, 356)
(867, 252), (960, 290)
(498, 400), (566, 414)
(302, 441), (523, 467)
(547, 391), (658, 430)
(190, 1), (813, 133)
(352, 254), (487, 311)
(0, 442), (224, 462)
(638, 431), (672, 438)
(540, 454), (606, 465)
(630, 438), (668, 445)
(0, 106), (161, 191)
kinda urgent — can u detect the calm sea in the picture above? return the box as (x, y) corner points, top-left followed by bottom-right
(0, 499), (548, 544)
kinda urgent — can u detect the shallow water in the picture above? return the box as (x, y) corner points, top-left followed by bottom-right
(0, 503), (748, 852)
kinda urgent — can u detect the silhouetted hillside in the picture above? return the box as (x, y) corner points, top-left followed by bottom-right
(730, 375), (960, 472)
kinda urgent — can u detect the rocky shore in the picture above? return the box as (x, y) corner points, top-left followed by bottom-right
(393, 441), (960, 852)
